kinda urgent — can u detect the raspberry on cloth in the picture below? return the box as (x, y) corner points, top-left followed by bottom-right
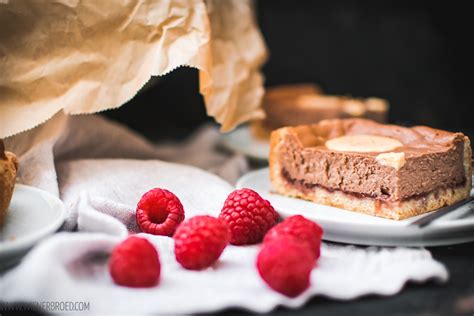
(174, 215), (230, 270)
(264, 215), (323, 260)
(257, 237), (315, 297)
(136, 188), (185, 236)
(219, 188), (279, 245)
(109, 236), (161, 287)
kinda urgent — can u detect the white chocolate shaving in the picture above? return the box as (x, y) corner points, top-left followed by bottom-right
(325, 135), (403, 153)
(376, 152), (406, 170)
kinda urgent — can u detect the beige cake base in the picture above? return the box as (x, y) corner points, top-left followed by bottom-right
(269, 131), (472, 221)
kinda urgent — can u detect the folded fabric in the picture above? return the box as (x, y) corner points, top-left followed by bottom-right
(0, 114), (448, 314)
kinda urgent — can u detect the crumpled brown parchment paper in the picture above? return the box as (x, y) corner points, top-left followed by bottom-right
(0, 0), (267, 138)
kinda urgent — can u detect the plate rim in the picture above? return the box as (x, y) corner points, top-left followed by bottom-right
(0, 184), (66, 253)
(220, 125), (269, 161)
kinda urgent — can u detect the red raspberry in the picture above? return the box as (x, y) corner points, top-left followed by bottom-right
(136, 188), (185, 236)
(219, 188), (279, 245)
(256, 238), (314, 297)
(109, 236), (160, 287)
(264, 215), (323, 260)
(174, 216), (230, 270)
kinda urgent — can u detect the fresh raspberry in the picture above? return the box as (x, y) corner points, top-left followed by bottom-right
(174, 215), (230, 270)
(109, 236), (160, 287)
(136, 188), (185, 236)
(219, 188), (279, 245)
(264, 215), (323, 260)
(256, 238), (314, 297)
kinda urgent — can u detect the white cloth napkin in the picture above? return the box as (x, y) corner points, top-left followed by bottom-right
(0, 113), (448, 314)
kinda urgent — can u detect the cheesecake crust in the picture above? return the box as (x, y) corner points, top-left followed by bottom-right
(269, 119), (472, 220)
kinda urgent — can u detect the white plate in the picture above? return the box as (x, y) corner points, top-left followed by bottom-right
(220, 125), (269, 161)
(237, 168), (474, 247)
(0, 184), (66, 269)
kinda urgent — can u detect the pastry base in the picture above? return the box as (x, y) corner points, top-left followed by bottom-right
(271, 173), (470, 220)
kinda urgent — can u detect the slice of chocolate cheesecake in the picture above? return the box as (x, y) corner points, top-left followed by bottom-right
(252, 84), (389, 140)
(269, 119), (472, 220)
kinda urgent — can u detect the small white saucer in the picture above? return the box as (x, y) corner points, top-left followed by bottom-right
(237, 168), (474, 247)
(220, 125), (269, 161)
(0, 184), (66, 269)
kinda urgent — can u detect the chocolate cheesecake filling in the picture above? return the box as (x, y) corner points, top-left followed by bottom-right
(281, 167), (466, 202)
(277, 120), (468, 203)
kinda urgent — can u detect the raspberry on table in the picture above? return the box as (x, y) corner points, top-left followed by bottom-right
(256, 237), (314, 297)
(219, 188), (279, 245)
(109, 236), (160, 288)
(174, 215), (230, 270)
(264, 215), (323, 260)
(136, 188), (185, 236)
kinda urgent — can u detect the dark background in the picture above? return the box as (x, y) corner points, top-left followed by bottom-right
(104, 0), (473, 140)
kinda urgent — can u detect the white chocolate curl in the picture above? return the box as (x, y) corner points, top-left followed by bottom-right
(325, 135), (403, 153)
